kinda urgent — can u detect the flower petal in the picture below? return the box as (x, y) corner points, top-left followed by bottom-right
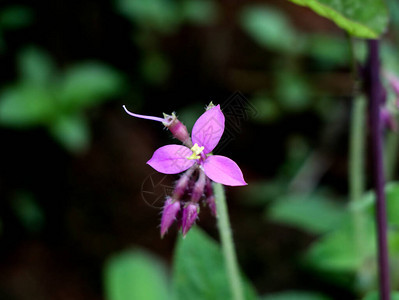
(203, 155), (247, 186)
(192, 105), (225, 154)
(147, 145), (195, 174)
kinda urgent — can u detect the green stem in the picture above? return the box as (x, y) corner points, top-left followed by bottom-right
(349, 96), (366, 205)
(349, 95), (367, 258)
(214, 182), (244, 300)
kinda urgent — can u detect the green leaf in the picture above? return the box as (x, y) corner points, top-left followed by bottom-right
(49, 114), (90, 154)
(349, 182), (399, 227)
(305, 34), (350, 67)
(104, 249), (170, 300)
(0, 6), (33, 29)
(181, 0), (218, 25)
(287, 0), (388, 38)
(363, 291), (399, 300)
(140, 52), (170, 85)
(116, 0), (180, 33)
(173, 227), (257, 300)
(385, 183), (399, 227)
(261, 290), (331, 300)
(275, 72), (312, 111)
(268, 194), (347, 234)
(306, 220), (376, 272)
(11, 192), (44, 233)
(59, 63), (124, 111)
(18, 47), (56, 85)
(240, 5), (302, 53)
(0, 84), (56, 128)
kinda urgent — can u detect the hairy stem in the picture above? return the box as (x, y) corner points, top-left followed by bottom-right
(366, 39), (390, 300)
(214, 182), (244, 300)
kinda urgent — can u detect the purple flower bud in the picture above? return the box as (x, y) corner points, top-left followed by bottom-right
(122, 105), (192, 147)
(160, 197), (180, 238)
(173, 167), (196, 200)
(191, 170), (206, 203)
(181, 203), (199, 237)
(163, 113), (192, 147)
(207, 195), (217, 217)
(204, 178), (217, 216)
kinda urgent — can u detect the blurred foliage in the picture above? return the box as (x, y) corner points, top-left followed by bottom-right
(104, 228), (256, 300)
(104, 250), (171, 300)
(264, 182), (399, 295)
(116, 0), (218, 85)
(116, 0), (218, 33)
(268, 194), (347, 234)
(363, 291), (399, 300)
(173, 227), (257, 300)
(261, 291), (331, 300)
(240, 6), (301, 54)
(11, 191), (44, 234)
(0, 6), (33, 52)
(287, 0), (388, 38)
(0, 47), (125, 153)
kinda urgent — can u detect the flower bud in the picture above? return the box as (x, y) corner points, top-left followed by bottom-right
(181, 203), (199, 237)
(160, 197), (180, 238)
(163, 113), (192, 147)
(204, 178), (217, 216)
(191, 170), (206, 203)
(173, 167), (196, 200)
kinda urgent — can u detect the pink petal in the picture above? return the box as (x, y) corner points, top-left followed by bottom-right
(203, 155), (247, 186)
(147, 145), (195, 174)
(192, 105), (225, 154)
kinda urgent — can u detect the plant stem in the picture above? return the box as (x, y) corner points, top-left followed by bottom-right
(349, 95), (366, 254)
(214, 182), (244, 300)
(366, 39), (390, 300)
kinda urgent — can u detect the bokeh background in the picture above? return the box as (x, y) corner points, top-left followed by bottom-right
(1, 0), (399, 299)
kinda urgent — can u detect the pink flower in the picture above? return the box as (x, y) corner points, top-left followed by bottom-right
(146, 105), (247, 186)
(123, 103), (247, 237)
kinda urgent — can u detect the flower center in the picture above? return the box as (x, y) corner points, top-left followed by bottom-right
(187, 143), (204, 160)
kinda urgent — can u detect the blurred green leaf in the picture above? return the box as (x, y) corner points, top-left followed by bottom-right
(104, 249), (170, 300)
(141, 52), (170, 85)
(0, 6), (33, 29)
(0, 84), (56, 127)
(116, 0), (179, 33)
(181, 0), (218, 25)
(240, 5), (302, 53)
(59, 63), (124, 110)
(251, 95), (281, 123)
(49, 114), (90, 153)
(275, 72), (311, 112)
(261, 290), (331, 300)
(349, 182), (399, 227)
(268, 194), (347, 234)
(363, 291), (399, 300)
(305, 35), (350, 67)
(19, 47), (56, 85)
(306, 220), (376, 272)
(287, 0), (388, 38)
(12, 192), (44, 233)
(385, 183), (399, 227)
(173, 227), (257, 300)
(239, 180), (287, 206)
